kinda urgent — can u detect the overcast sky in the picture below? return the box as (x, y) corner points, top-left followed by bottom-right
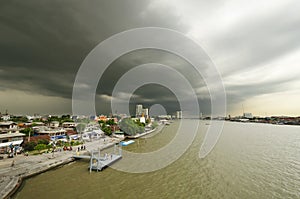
(0, 0), (300, 116)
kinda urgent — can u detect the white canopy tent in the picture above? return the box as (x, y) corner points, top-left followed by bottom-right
(0, 140), (23, 148)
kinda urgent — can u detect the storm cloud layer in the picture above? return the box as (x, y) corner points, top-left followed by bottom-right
(1, 0), (300, 116)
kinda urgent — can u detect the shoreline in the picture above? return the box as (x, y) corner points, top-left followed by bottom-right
(1, 124), (165, 198)
(0, 137), (122, 199)
(127, 124), (165, 139)
(5, 157), (75, 199)
(127, 128), (156, 139)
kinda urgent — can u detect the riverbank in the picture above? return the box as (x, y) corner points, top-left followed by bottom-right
(127, 124), (165, 139)
(127, 129), (156, 139)
(0, 136), (122, 199)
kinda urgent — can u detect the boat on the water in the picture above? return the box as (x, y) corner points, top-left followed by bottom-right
(121, 140), (135, 146)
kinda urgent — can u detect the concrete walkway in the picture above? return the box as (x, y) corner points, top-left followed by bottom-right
(0, 136), (122, 199)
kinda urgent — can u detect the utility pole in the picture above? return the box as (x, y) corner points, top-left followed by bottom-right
(28, 130), (31, 142)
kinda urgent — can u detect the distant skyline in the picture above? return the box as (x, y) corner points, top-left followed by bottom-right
(1, 1), (300, 117)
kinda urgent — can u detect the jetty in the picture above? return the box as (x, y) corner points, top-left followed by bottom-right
(73, 143), (122, 172)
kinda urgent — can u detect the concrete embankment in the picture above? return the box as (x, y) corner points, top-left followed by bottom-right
(127, 124), (165, 139)
(0, 137), (121, 199)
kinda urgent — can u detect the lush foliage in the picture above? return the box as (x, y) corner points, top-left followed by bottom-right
(119, 118), (144, 135)
(146, 118), (151, 124)
(23, 141), (37, 151)
(34, 144), (48, 152)
(101, 124), (112, 136)
(38, 139), (49, 145)
(134, 119), (145, 127)
(23, 139), (50, 151)
(98, 119), (116, 136)
(48, 115), (74, 124)
(20, 127), (33, 136)
(106, 119), (116, 125)
(76, 123), (86, 133)
(152, 121), (158, 129)
(11, 116), (28, 123)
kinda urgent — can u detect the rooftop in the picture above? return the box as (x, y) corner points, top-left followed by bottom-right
(0, 133), (26, 139)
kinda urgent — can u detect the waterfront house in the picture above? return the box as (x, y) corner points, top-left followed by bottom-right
(62, 122), (76, 128)
(35, 127), (66, 136)
(0, 121), (18, 131)
(50, 121), (60, 128)
(0, 121), (25, 153)
(0, 115), (10, 121)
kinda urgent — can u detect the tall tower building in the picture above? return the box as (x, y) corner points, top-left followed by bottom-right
(136, 104), (143, 117)
(142, 108), (149, 118)
(176, 111), (182, 119)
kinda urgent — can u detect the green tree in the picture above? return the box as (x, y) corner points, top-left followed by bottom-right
(119, 118), (144, 136)
(20, 127), (33, 136)
(11, 116), (28, 123)
(49, 116), (59, 122)
(146, 118), (151, 124)
(32, 118), (41, 122)
(101, 125), (112, 136)
(34, 144), (47, 153)
(76, 123), (86, 141)
(106, 119), (116, 125)
(135, 119), (145, 127)
(60, 115), (74, 124)
(38, 139), (49, 145)
(24, 141), (37, 151)
(98, 120), (105, 124)
(61, 115), (70, 120)
(152, 121), (158, 129)
(76, 123), (86, 133)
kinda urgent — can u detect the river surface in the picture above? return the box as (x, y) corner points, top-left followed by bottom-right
(15, 120), (300, 199)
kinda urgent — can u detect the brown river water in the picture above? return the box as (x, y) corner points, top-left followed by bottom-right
(15, 120), (300, 199)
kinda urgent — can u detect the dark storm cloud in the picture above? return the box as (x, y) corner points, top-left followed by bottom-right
(94, 49), (210, 115)
(97, 49), (206, 95)
(0, 0), (192, 114)
(1, 0), (300, 115)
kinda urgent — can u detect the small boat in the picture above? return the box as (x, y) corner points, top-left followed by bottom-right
(121, 140), (135, 146)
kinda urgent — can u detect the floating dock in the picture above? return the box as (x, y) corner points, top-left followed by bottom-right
(89, 153), (122, 172)
(72, 143), (122, 172)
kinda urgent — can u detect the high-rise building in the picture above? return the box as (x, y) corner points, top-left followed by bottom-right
(136, 104), (143, 117)
(142, 108), (149, 118)
(176, 111), (182, 119)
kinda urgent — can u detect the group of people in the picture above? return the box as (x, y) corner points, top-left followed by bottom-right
(61, 145), (86, 152)
(76, 145), (86, 152)
(63, 146), (72, 151)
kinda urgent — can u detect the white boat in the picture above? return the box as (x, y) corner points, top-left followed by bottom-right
(121, 140), (135, 146)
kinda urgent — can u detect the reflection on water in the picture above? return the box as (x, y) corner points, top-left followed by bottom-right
(15, 121), (300, 198)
